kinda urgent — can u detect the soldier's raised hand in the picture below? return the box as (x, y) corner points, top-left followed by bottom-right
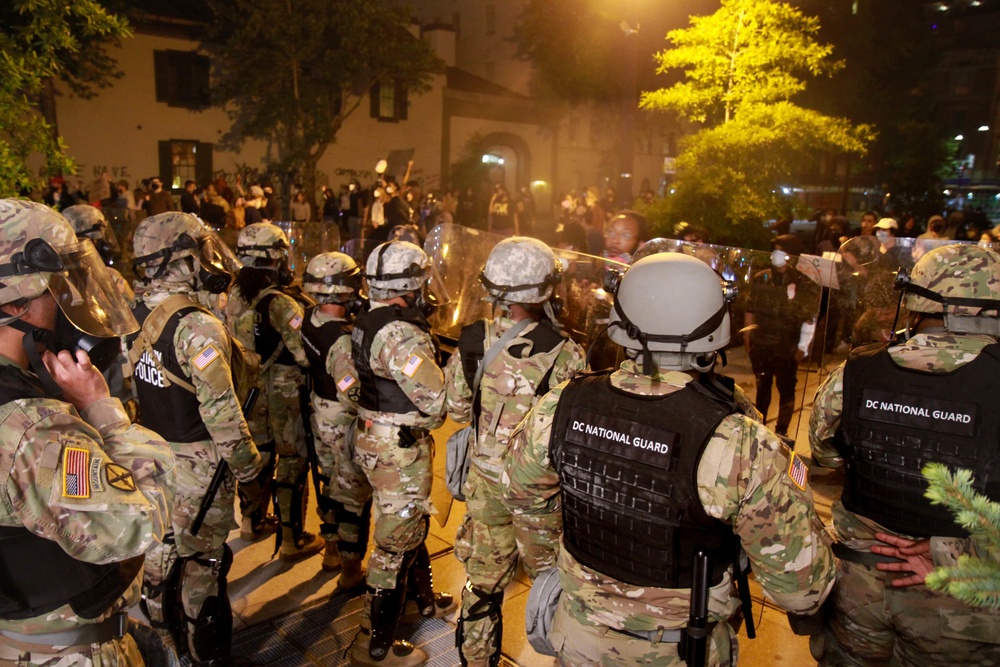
(42, 348), (110, 411)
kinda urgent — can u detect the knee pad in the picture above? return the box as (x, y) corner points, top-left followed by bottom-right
(188, 593), (233, 663)
(457, 583), (504, 667)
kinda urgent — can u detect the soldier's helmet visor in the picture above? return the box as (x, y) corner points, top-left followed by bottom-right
(47, 240), (137, 337)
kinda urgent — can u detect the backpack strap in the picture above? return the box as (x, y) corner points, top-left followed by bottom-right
(128, 294), (211, 395)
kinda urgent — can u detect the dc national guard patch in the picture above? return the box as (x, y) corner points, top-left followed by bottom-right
(401, 354), (423, 378)
(105, 463), (137, 492)
(63, 446), (91, 498)
(193, 344), (221, 370)
(787, 450), (808, 490)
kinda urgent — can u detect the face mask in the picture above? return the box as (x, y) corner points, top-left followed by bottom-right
(277, 261), (294, 286)
(876, 230), (890, 243)
(770, 249), (788, 268)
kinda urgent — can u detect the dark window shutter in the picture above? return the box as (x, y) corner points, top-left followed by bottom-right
(195, 143), (213, 186)
(370, 83), (380, 118)
(154, 51), (169, 103)
(194, 55), (210, 107)
(158, 141), (173, 184)
(396, 82), (408, 121)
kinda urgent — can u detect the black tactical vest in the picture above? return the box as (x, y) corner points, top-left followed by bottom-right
(549, 371), (741, 588)
(255, 292), (296, 367)
(351, 304), (431, 415)
(838, 342), (1000, 538)
(132, 302), (211, 443)
(301, 306), (351, 401)
(0, 365), (144, 620)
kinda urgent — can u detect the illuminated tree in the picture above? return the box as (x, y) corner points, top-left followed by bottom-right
(640, 0), (872, 246)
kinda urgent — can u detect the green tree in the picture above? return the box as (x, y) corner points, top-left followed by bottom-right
(206, 0), (443, 210)
(922, 463), (1000, 610)
(0, 0), (130, 197)
(640, 0), (872, 246)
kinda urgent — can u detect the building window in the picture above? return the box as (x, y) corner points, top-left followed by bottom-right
(154, 50), (210, 109)
(369, 80), (408, 122)
(485, 4), (496, 36)
(158, 140), (213, 189)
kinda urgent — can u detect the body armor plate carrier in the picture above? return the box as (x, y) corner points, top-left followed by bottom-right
(133, 302), (211, 443)
(549, 371), (741, 588)
(255, 292), (296, 367)
(301, 305), (351, 402)
(0, 365), (142, 620)
(351, 304), (431, 415)
(837, 342), (1000, 538)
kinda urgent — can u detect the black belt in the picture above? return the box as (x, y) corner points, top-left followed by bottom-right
(0, 611), (128, 647)
(832, 541), (903, 567)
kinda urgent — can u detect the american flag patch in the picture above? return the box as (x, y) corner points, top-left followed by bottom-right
(193, 345), (221, 370)
(63, 447), (91, 499)
(337, 374), (357, 392)
(289, 314), (303, 330)
(401, 354), (423, 378)
(787, 451), (808, 490)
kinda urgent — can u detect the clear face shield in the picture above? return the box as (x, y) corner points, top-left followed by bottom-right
(47, 240), (138, 339)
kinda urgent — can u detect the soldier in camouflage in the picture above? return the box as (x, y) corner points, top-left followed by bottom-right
(502, 252), (835, 666)
(349, 240), (451, 667)
(129, 212), (264, 664)
(227, 223), (324, 561)
(0, 199), (175, 666)
(445, 237), (586, 667)
(300, 251), (371, 588)
(809, 243), (1000, 666)
(62, 204), (134, 303)
(63, 204), (138, 422)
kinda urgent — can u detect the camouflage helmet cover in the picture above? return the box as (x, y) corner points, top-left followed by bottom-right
(0, 199), (77, 305)
(237, 222), (289, 261)
(62, 204), (108, 238)
(480, 236), (560, 304)
(304, 251), (361, 296)
(904, 243), (1000, 317)
(133, 212), (206, 280)
(365, 240), (429, 295)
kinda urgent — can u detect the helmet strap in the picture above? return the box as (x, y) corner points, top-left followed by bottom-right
(5, 319), (63, 397)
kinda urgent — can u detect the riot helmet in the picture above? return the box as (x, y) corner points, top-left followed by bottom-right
(237, 222), (292, 285)
(133, 212), (236, 294)
(303, 251), (362, 307)
(480, 237), (561, 305)
(365, 240), (447, 311)
(62, 204), (120, 267)
(0, 199), (138, 381)
(897, 243), (1000, 335)
(607, 252), (734, 374)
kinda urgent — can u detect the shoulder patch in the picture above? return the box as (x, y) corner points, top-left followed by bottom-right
(786, 450), (808, 491)
(105, 463), (137, 492)
(401, 354), (423, 378)
(336, 373), (357, 392)
(89, 457), (105, 493)
(193, 344), (221, 371)
(62, 447), (91, 499)
(289, 313), (303, 330)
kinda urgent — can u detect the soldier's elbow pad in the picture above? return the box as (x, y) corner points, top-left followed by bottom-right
(786, 610), (825, 636)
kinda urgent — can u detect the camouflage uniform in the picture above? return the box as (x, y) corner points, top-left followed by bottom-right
(228, 222), (321, 558)
(0, 357), (175, 667)
(306, 307), (371, 561)
(502, 361), (835, 667)
(355, 301), (446, 588)
(0, 200), (175, 667)
(809, 334), (1000, 666)
(445, 313), (586, 663)
(130, 213), (261, 663)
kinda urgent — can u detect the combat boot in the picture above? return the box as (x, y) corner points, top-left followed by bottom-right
(348, 629), (426, 667)
(401, 543), (456, 622)
(337, 553), (367, 593)
(240, 514), (278, 542)
(278, 528), (324, 563)
(321, 540), (342, 573)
